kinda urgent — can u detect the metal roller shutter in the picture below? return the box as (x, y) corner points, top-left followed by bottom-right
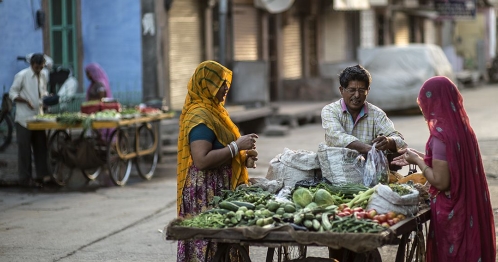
(323, 10), (348, 62)
(283, 13), (302, 79)
(169, 0), (202, 111)
(394, 12), (409, 45)
(233, 4), (259, 61)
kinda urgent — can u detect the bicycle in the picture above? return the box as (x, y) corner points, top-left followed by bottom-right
(0, 85), (14, 152)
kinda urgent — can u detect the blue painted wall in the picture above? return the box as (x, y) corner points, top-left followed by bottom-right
(81, 0), (142, 99)
(0, 0), (44, 92)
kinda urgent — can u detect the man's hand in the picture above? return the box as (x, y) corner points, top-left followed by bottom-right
(372, 135), (392, 151)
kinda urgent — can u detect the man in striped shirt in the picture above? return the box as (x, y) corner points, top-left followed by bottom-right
(321, 65), (407, 155)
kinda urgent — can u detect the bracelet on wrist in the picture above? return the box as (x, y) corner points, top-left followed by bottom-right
(227, 144), (234, 158)
(230, 141), (239, 155)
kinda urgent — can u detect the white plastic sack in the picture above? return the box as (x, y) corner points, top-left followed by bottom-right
(366, 185), (419, 216)
(317, 143), (364, 185)
(266, 148), (319, 188)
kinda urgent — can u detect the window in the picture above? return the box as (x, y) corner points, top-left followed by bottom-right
(49, 0), (78, 79)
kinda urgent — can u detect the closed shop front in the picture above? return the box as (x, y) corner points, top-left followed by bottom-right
(169, 0), (202, 110)
(233, 3), (259, 61)
(394, 12), (410, 45)
(282, 11), (302, 79)
(323, 9), (350, 62)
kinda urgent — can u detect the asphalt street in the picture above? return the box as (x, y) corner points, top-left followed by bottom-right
(1, 84), (497, 261)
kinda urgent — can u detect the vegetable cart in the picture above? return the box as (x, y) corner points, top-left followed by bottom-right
(165, 207), (430, 262)
(26, 112), (175, 186)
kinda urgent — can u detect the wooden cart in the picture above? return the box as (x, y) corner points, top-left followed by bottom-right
(27, 113), (175, 186)
(166, 208), (430, 262)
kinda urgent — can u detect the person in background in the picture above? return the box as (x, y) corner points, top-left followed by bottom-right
(9, 53), (49, 187)
(176, 60), (258, 262)
(42, 67), (78, 111)
(321, 64), (407, 155)
(85, 63), (112, 101)
(392, 76), (496, 261)
(26, 53), (53, 82)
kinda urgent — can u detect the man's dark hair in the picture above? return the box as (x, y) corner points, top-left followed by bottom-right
(339, 65), (372, 88)
(30, 53), (45, 65)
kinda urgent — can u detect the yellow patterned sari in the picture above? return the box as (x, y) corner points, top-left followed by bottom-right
(176, 61), (248, 214)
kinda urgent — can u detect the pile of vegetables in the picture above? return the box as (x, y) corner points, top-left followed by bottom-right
(178, 182), (415, 233)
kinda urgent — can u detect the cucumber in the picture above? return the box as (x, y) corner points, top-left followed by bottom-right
(219, 201), (240, 212)
(266, 201), (280, 212)
(312, 219), (321, 231)
(303, 220), (313, 229)
(284, 204), (296, 213)
(203, 208), (229, 214)
(231, 201), (256, 210)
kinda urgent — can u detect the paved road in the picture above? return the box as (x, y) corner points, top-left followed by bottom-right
(1, 84), (497, 261)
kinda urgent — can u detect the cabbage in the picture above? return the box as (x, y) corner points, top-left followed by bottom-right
(292, 188), (313, 208)
(313, 189), (335, 207)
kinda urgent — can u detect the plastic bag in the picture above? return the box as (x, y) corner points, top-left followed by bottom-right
(360, 143), (390, 187)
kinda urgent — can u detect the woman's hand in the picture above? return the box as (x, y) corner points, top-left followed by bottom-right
(391, 148), (421, 166)
(236, 133), (259, 151)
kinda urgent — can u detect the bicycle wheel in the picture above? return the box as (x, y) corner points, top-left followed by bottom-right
(107, 129), (132, 186)
(0, 113), (13, 152)
(47, 130), (72, 186)
(135, 124), (158, 180)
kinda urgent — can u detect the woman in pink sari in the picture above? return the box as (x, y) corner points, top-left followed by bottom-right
(84, 63), (114, 142)
(392, 76), (496, 261)
(85, 63), (113, 101)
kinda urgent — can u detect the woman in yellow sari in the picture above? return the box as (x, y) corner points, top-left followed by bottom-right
(176, 61), (258, 262)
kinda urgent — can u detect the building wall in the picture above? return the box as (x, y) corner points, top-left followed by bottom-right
(81, 0), (142, 96)
(0, 0), (44, 91)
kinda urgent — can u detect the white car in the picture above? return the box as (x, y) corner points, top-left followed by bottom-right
(358, 44), (455, 111)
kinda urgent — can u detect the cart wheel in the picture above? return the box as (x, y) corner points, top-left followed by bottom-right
(135, 124), (158, 180)
(47, 130), (72, 186)
(398, 230), (426, 262)
(107, 129), (132, 186)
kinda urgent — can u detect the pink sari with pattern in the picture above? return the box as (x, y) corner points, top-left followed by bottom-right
(418, 76), (495, 261)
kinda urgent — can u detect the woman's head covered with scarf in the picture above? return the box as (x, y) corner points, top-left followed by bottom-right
(85, 63), (112, 100)
(176, 60), (248, 214)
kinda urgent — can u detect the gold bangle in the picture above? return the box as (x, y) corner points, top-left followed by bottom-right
(422, 165), (429, 174)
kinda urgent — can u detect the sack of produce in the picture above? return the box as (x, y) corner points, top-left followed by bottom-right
(266, 148), (319, 188)
(317, 143), (363, 185)
(366, 184), (419, 216)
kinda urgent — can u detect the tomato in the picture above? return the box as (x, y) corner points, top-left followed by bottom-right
(377, 214), (387, 223)
(381, 222), (390, 228)
(373, 215), (380, 221)
(372, 219), (380, 224)
(386, 211), (397, 220)
(387, 219), (394, 226)
(392, 218), (400, 224)
(396, 214), (406, 220)
(366, 209), (377, 219)
(355, 211), (366, 219)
